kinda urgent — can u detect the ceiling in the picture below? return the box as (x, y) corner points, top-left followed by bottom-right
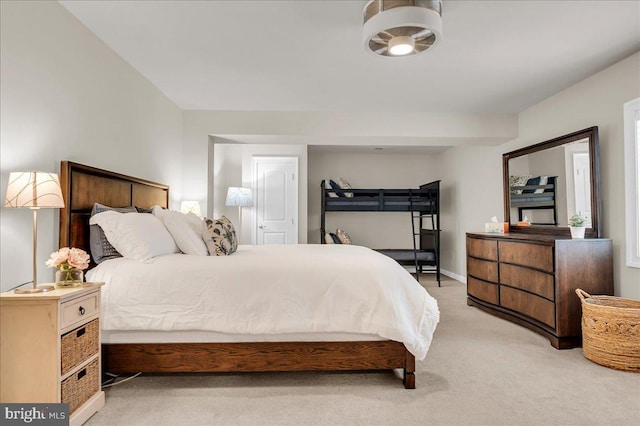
(59, 0), (640, 116)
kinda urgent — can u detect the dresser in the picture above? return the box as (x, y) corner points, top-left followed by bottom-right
(0, 284), (105, 425)
(466, 233), (613, 348)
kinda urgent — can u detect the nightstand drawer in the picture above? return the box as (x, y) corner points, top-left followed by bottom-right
(61, 292), (99, 329)
(61, 319), (99, 376)
(61, 358), (100, 415)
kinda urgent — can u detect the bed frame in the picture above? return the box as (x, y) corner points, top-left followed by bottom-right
(509, 176), (558, 225)
(58, 161), (416, 389)
(320, 180), (441, 284)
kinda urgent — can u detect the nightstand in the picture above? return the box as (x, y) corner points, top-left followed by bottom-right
(0, 283), (105, 426)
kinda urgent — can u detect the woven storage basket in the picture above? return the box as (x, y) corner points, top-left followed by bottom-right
(61, 319), (99, 376)
(61, 358), (100, 414)
(576, 289), (640, 372)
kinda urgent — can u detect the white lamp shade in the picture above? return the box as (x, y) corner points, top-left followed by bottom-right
(180, 200), (202, 216)
(225, 187), (252, 207)
(4, 172), (65, 209)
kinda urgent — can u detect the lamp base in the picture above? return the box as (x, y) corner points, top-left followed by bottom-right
(14, 285), (55, 294)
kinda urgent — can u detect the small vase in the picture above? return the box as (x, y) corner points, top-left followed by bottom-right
(55, 268), (84, 288)
(569, 226), (586, 239)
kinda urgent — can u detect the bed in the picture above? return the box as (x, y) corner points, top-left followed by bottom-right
(509, 175), (558, 225)
(58, 161), (440, 389)
(320, 180), (441, 284)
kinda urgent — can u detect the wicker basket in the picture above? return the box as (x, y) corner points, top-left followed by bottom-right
(61, 358), (100, 414)
(576, 289), (640, 372)
(61, 319), (99, 376)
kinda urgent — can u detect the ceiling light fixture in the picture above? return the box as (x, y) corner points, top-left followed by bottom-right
(363, 0), (443, 57)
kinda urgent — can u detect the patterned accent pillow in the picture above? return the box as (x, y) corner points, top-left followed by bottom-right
(336, 177), (353, 198)
(202, 216), (238, 255)
(324, 233), (341, 244)
(509, 175), (532, 195)
(336, 228), (352, 245)
(90, 203), (137, 264)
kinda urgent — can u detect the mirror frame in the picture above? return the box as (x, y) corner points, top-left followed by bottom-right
(503, 126), (602, 238)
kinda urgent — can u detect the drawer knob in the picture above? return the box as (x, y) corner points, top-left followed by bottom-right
(79, 306), (85, 315)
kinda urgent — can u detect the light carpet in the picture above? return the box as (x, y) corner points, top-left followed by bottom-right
(87, 276), (639, 426)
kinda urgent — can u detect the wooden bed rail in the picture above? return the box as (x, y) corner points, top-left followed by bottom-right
(103, 341), (416, 389)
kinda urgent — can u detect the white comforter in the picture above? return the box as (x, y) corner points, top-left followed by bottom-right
(87, 244), (439, 359)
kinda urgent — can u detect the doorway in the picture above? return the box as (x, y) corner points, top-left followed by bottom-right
(252, 157), (298, 244)
(564, 141), (591, 227)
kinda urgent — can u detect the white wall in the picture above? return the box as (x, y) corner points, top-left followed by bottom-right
(182, 110), (517, 218)
(438, 145), (504, 279)
(308, 148), (441, 248)
(0, 1), (183, 292)
(442, 52), (640, 298)
(212, 143), (243, 220)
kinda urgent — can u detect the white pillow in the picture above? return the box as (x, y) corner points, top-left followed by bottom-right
(89, 211), (179, 262)
(162, 210), (208, 256)
(151, 205), (167, 219)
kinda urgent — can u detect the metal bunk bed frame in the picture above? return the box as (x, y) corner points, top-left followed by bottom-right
(320, 180), (441, 286)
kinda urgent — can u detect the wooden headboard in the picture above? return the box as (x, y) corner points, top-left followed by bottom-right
(58, 161), (169, 255)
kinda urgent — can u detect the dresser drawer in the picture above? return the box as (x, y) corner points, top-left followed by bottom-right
(467, 257), (498, 283)
(500, 263), (554, 300)
(498, 241), (553, 272)
(61, 292), (99, 330)
(467, 276), (498, 304)
(61, 358), (100, 415)
(467, 237), (498, 261)
(61, 319), (99, 376)
(500, 286), (555, 328)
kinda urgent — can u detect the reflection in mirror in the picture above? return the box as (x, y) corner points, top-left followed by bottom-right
(508, 138), (590, 227)
(503, 126), (601, 238)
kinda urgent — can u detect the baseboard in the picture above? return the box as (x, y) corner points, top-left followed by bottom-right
(403, 266), (466, 284)
(440, 269), (466, 284)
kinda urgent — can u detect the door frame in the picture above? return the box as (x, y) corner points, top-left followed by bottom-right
(251, 156), (299, 244)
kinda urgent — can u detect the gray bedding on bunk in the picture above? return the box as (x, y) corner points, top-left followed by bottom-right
(375, 249), (436, 263)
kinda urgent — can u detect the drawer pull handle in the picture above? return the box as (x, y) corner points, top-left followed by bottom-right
(76, 327), (86, 338)
(77, 369), (86, 380)
(79, 306), (85, 315)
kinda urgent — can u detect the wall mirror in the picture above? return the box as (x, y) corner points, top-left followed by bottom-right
(503, 126), (602, 238)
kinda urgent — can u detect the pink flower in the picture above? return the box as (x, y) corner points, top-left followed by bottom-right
(68, 248), (90, 270)
(45, 247), (70, 268)
(46, 247), (90, 271)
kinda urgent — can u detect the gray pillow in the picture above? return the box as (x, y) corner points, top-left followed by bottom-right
(90, 203), (137, 264)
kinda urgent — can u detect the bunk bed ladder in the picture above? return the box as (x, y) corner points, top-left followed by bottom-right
(409, 190), (420, 281)
(410, 188), (441, 287)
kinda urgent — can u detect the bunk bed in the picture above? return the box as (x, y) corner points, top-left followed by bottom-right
(509, 176), (558, 225)
(321, 180), (441, 285)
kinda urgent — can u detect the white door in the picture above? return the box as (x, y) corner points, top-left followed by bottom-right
(573, 152), (592, 225)
(253, 157), (298, 244)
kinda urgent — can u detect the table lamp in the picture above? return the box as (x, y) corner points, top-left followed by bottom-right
(225, 187), (252, 236)
(180, 200), (202, 217)
(4, 171), (65, 293)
